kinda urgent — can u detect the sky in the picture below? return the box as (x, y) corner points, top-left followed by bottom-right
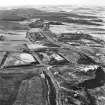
(0, 0), (105, 7)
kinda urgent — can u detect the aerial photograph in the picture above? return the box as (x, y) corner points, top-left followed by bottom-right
(0, 0), (105, 105)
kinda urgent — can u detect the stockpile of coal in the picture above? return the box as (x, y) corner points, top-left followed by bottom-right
(49, 65), (105, 105)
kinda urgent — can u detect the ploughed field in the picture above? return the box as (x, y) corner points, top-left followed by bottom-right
(0, 6), (105, 105)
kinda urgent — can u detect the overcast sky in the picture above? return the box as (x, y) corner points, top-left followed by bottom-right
(0, 0), (105, 7)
